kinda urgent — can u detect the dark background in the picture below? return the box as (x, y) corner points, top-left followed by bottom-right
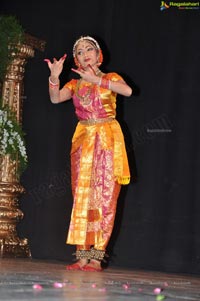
(1, 0), (200, 274)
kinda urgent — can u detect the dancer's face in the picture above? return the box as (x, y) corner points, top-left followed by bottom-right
(75, 40), (99, 69)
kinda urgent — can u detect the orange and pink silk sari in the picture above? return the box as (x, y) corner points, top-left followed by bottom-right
(64, 73), (130, 251)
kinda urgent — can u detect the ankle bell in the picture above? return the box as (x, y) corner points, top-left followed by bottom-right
(90, 248), (105, 261)
(74, 249), (91, 260)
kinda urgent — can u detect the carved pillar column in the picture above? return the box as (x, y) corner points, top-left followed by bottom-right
(0, 35), (45, 257)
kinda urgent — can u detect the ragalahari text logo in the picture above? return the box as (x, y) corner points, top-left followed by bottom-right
(160, 1), (170, 10)
(160, 1), (200, 10)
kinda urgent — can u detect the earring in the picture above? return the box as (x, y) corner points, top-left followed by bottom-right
(74, 57), (81, 68)
(97, 49), (103, 66)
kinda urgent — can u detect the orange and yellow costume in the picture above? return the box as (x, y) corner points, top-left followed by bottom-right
(64, 72), (130, 258)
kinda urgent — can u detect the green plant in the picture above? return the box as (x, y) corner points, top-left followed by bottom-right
(0, 99), (27, 175)
(0, 15), (27, 176)
(0, 15), (24, 81)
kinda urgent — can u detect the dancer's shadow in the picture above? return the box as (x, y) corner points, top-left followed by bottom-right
(104, 75), (140, 268)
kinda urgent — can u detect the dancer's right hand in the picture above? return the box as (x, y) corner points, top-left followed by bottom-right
(44, 54), (67, 78)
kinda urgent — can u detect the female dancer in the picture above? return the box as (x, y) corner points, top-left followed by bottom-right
(44, 35), (132, 271)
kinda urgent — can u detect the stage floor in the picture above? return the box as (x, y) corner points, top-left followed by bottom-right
(0, 258), (199, 301)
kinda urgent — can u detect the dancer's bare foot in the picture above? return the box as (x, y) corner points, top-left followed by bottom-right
(66, 259), (88, 270)
(81, 259), (102, 271)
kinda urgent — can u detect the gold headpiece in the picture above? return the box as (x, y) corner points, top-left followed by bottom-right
(73, 35), (100, 57)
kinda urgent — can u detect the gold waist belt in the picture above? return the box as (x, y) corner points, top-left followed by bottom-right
(79, 117), (114, 126)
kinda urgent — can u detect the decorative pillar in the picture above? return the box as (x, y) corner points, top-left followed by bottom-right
(0, 34), (45, 257)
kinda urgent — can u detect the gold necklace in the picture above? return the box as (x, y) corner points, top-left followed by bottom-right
(75, 80), (94, 106)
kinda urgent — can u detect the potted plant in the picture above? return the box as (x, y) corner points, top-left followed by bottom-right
(0, 15), (27, 177)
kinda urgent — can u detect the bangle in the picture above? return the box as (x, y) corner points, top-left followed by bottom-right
(98, 77), (102, 86)
(49, 77), (59, 86)
(98, 77), (111, 90)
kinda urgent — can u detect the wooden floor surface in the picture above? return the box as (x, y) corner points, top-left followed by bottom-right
(0, 258), (199, 301)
